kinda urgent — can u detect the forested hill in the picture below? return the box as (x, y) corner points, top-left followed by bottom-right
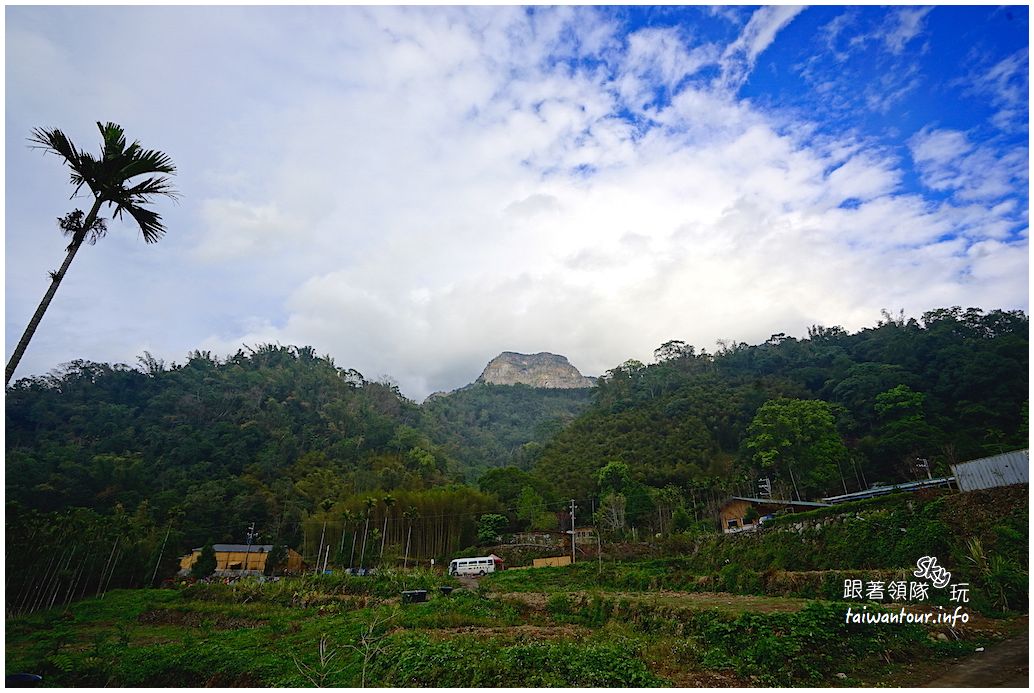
(534, 307), (1028, 501)
(4, 307), (1028, 574)
(6, 345), (470, 546)
(419, 383), (593, 475)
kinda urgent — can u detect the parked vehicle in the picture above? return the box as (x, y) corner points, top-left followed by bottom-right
(448, 555), (504, 576)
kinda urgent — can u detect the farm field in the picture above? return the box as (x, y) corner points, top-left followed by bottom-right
(5, 565), (1025, 688)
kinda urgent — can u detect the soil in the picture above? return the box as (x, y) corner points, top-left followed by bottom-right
(136, 609), (264, 630)
(920, 629), (1029, 687)
(881, 615), (1028, 688)
(455, 575), (480, 590)
(432, 624), (587, 639)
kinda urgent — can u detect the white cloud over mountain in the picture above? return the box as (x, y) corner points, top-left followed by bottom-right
(6, 7), (1028, 399)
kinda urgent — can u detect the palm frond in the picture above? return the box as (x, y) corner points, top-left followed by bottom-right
(29, 128), (94, 197)
(96, 121), (128, 158)
(124, 176), (178, 200)
(119, 149), (176, 177)
(35, 121), (177, 241)
(29, 127), (81, 163)
(113, 202), (166, 243)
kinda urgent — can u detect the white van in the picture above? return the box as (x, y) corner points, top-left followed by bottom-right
(448, 555), (504, 576)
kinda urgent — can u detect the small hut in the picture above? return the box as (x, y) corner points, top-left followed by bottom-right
(718, 497), (830, 534)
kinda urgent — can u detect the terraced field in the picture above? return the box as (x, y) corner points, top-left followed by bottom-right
(5, 567), (1025, 687)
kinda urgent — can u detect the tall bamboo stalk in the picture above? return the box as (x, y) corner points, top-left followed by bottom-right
(97, 537), (120, 598)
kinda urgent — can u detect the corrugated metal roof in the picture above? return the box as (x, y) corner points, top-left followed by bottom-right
(822, 477), (953, 504)
(951, 449), (1029, 492)
(729, 496), (831, 508)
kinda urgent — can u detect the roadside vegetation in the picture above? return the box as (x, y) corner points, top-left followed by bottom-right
(5, 576), (997, 687)
(6, 486), (1026, 687)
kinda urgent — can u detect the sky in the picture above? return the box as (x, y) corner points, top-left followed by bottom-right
(5, 5), (1029, 400)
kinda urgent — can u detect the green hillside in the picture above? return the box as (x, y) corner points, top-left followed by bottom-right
(535, 307), (1028, 502)
(418, 383), (593, 477)
(4, 307), (1027, 604)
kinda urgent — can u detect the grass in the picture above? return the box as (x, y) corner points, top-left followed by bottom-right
(4, 575), (1013, 690)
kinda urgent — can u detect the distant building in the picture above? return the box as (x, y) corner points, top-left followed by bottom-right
(570, 526), (597, 546)
(178, 544), (303, 576)
(951, 449), (1028, 492)
(718, 497), (830, 534)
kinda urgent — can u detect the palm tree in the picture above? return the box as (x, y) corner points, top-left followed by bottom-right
(6, 122), (177, 385)
(358, 497), (377, 573)
(338, 509), (355, 558)
(403, 507), (418, 569)
(379, 494), (396, 558)
(346, 510), (362, 571)
(314, 498), (333, 573)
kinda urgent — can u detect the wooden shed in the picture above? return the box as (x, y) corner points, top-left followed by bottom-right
(718, 497), (830, 534)
(179, 544), (303, 576)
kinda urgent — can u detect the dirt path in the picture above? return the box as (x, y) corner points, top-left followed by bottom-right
(921, 631), (1029, 687)
(455, 575), (480, 590)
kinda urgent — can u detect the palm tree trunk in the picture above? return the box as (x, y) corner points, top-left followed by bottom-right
(359, 516), (370, 572)
(404, 525), (412, 568)
(380, 516), (388, 558)
(6, 198), (102, 385)
(315, 520), (327, 575)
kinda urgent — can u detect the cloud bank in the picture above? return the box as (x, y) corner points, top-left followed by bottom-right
(6, 7), (1028, 399)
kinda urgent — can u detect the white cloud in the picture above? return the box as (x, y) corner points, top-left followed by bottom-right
(909, 128), (1029, 202)
(719, 5), (805, 89)
(962, 48), (1029, 131)
(5, 7), (1027, 400)
(882, 7), (932, 55)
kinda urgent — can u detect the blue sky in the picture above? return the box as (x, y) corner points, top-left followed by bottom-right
(5, 6), (1029, 399)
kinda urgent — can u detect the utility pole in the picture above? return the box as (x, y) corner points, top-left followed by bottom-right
(758, 477), (772, 499)
(569, 499), (576, 564)
(244, 522), (256, 575)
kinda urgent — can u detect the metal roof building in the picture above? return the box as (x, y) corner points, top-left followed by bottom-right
(950, 449), (1029, 492)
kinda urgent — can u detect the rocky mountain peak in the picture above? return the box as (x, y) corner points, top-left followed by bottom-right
(476, 351), (596, 389)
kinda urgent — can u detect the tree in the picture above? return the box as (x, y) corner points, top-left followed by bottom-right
(596, 461), (630, 495)
(671, 506), (692, 534)
(402, 507), (418, 568)
(379, 494), (395, 559)
(516, 486), (546, 529)
(745, 398), (849, 500)
(191, 542), (217, 579)
(346, 510), (362, 571)
(596, 493), (626, 536)
(358, 497), (376, 572)
(265, 544), (288, 576)
(7, 122), (177, 385)
(654, 339), (692, 362)
(476, 513), (508, 544)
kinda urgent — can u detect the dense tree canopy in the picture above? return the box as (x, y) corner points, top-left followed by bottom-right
(5, 306), (1027, 604)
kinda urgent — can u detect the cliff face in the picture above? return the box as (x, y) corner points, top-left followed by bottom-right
(476, 352), (596, 389)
